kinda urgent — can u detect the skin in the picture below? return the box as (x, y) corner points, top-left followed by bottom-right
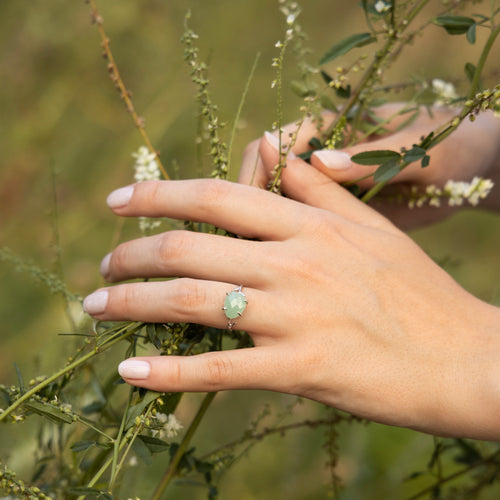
(83, 105), (500, 441)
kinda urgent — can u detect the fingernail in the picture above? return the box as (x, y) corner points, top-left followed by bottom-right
(107, 186), (134, 208)
(83, 290), (109, 315)
(100, 253), (112, 278)
(312, 150), (351, 170)
(118, 359), (151, 379)
(264, 131), (297, 159)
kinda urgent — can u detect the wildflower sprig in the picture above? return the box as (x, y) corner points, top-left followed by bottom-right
(132, 146), (163, 235)
(87, 0), (168, 180)
(181, 13), (229, 180)
(268, 1), (307, 193)
(404, 177), (495, 208)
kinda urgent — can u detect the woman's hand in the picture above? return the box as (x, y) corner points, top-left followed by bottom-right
(84, 134), (500, 441)
(239, 104), (500, 228)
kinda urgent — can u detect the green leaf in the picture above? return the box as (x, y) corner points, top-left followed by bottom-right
(125, 390), (162, 429)
(465, 62), (476, 83)
(157, 392), (183, 416)
(71, 440), (97, 452)
(434, 15), (475, 35)
(24, 401), (74, 424)
(346, 184), (361, 197)
(351, 150), (401, 165)
(137, 434), (170, 454)
(308, 137), (323, 150)
(335, 84), (351, 99)
(466, 23), (477, 44)
(421, 155), (431, 168)
(403, 146), (427, 163)
(14, 362), (25, 395)
(373, 159), (401, 182)
(68, 487), (104, 497)
(290, 80), (316, 98)
(132, 436), (153, 465)
(319, 33), (377, 65)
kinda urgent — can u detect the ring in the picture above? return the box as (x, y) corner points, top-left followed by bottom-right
(222, 285), (248, 330)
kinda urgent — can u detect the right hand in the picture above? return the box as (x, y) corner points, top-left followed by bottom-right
(239, 103), (500, 229)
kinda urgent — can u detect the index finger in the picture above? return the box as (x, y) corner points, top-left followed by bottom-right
(107, 179), (313, 241)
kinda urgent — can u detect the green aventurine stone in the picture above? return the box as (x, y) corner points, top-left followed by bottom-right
(224, 290), (247, 319)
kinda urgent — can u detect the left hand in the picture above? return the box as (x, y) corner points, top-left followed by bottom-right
(83, 134), (500, 440)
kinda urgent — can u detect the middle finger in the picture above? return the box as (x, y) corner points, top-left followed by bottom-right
(102, 230), (277, 289)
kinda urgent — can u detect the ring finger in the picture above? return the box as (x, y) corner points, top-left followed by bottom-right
(83, 278), (276, 337)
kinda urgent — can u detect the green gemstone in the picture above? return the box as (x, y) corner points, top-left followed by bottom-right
(223, 290), (248, 319)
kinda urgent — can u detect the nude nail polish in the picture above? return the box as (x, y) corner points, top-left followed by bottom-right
(83, 290), (108, 315)
(107, 186), (134, 208)
(100, 253), (112, 278)
(118, 359), (151, 379)
(264, 131), (297, 159)
(312, 150), (352, 170)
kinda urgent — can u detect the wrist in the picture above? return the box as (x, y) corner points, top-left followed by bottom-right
(428, 298), (500, 441)
(479, 111), (500, 212)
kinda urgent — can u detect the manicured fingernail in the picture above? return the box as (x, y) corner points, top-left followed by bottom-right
(312, 150), (352, 170)
(100, 253), (112, 278)
(264, 131), (297, 159)
(107, 186), (134, 208)
(118, 359), (151, 379)
(83, 290), (108, 315)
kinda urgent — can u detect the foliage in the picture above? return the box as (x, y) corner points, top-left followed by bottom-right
(1, 0), (500, 499)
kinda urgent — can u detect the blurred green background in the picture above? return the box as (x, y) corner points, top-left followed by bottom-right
(1, 1), (499, 499)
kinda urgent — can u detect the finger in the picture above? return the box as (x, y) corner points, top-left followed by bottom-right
(106, 179), (312, 241)
(259, 132), (396, 230)
(83, 279), (275, 334)
(238, 112), (336, 187)
(309, 132), (417, 189)
(101, 230), (274, 289)
(309, 106), (456, 188)
(238, 138), (268, 187)
(117, 345), (294, 393)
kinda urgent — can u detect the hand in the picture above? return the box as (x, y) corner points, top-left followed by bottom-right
(239, 103), (500, 229)
(83, 134), (500, 441)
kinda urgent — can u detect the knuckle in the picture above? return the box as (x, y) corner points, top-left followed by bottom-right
(115, 285), (137, 318)
(194, 179), (233, 214)
(171, 279), (207, 316)
(204, 354), (233, 388)
(157, 231), (191, 266)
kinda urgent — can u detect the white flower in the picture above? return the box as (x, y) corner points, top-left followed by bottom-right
(132, 146), (161, 183)
(375, 1), (391, 13)
(408, 177), (493, 208)
(286, 14), (295, 25)
(132, 146), (162, 234)
(154, 413), (183, 439)
(432, 78), (458, 106)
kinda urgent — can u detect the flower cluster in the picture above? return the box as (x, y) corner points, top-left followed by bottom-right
(408, 177), (494, 208)
(133, 146), (161, 183)
(374, 1), (391, 13)
(132, 146), (162, 234)
(432, 78), (459, 107)
(151, 412), (183, 439)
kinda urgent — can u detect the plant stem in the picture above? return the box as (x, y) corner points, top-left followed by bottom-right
(326, 0), (430, 139)
(88, 0), (168, 180)
(151, 392), (217, 500)
(468, 20), (500, 100)
(0, 323), (142, 422)
(408, 449), (500, 500)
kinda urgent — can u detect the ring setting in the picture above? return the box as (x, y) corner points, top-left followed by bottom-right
(222, 285), (248, 330)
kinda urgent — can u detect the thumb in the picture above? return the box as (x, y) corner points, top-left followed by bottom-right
(117, 346), (287, 393)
